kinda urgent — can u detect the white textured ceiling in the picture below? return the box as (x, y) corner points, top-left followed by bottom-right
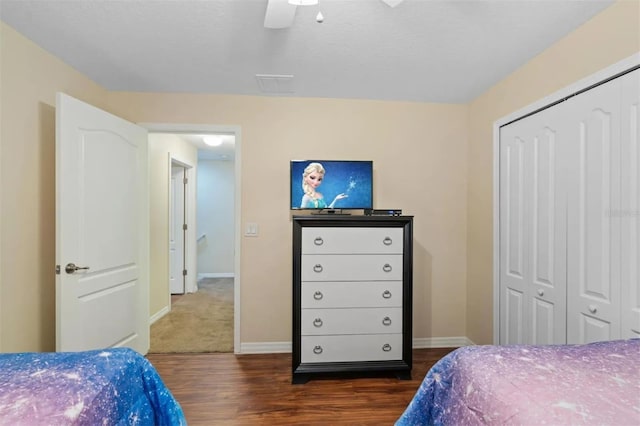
(0, 0), (614, 104)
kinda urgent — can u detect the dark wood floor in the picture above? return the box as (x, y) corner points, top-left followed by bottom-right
(147, 347), (456, 425)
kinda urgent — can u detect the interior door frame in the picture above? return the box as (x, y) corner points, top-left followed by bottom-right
(143, 123), (242, 354)
(492, 53), (640, 344)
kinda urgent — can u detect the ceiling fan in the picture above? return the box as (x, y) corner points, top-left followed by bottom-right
(264, 0), (405, 29)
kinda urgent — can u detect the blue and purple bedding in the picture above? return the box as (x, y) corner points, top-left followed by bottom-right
(0, 347), (185, 425)
(397, 339), (640, 425)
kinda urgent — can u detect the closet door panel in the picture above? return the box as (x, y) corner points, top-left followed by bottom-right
(504, 287), (525, 343)
(567, 80), (621, 344)
(579, 315), (613, 343)
(531, 121), (567, 344)
(499, 124), (529, 344)
(500, 108), (567, 345)
(620, 69), (640, 338)
(532, 298), (556, 345)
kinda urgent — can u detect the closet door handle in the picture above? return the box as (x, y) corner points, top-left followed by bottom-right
(588, 305), (598, 314)
(537, 289), (544, 297)
(313, 264), (323, 273)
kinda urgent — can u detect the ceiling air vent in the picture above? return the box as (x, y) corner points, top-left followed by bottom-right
(255, 74), (294, 94)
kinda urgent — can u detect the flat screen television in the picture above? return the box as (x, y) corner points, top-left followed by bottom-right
(290, 160), (373, 210)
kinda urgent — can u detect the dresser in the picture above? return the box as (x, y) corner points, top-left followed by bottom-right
(292, 215), (413, 384)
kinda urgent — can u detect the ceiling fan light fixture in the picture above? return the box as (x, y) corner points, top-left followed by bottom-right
(288, 0), (318, 5)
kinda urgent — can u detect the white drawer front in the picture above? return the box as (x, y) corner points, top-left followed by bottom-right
(301, 334), (403, 363)
(302, 307), (402, 335)
(301, 227), (403, 254)
(302, 254), (402, 281)
(301, 281), (403, 309)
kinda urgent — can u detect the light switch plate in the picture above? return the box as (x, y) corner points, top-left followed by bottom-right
(245, 222), (258, 237)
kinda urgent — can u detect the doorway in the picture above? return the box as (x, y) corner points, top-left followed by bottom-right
(145, 123), (241, 354)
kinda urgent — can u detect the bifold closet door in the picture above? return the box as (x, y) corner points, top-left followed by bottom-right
(499, 106), (568, 345)
(565, 69), (639, 344)
(620, 69), (640, 339)
(500, 67), (639, 346)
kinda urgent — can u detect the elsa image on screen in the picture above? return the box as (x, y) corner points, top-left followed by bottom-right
(300, 162), (347, 208)
(297, 161), (371, 209)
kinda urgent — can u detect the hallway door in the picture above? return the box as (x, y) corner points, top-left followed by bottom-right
(170, 164), (186, 294)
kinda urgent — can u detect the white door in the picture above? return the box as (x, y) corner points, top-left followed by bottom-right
(170, 164), (186, 294)
(499, 119), (529, 344)
(499, 105), (567, 345)
(565, 78), (622, 344)
(55, 93), (149, 354)
(619, 69), (640, 339)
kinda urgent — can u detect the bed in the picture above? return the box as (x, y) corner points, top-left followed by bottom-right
(0, 347), (186, 425)
(396, 339), (640, 425)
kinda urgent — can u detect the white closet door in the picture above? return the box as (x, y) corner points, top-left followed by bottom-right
(499, 66), (638, 346)
(566, 77), (622, 344)
(620, 69), (640, 339)
(499, 107), (567, 345)
(499, 121), (528, 344)
(529, 108), (568, 345)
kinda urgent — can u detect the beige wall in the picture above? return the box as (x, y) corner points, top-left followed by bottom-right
(0, 23), (109, 351)
(466, 0), (640, 344)
(108, 93), (469, 343)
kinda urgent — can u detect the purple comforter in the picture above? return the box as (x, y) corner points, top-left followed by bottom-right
(397, 339), (640, 425)
(0, 348), (185, 425)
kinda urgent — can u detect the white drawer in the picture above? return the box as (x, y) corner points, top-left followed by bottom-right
(302, 254), (402, 281)
(302, 307), (402, 335)
(301, 281), (403, 309)
(301, 334), (403, 363)
(301, 227), (403, 254)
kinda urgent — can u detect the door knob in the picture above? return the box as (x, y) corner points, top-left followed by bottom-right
(65, 263), (90, 274)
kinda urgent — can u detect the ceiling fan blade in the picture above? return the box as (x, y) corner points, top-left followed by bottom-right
(264, 0), (297, 29)
(381, 0), (405, 7)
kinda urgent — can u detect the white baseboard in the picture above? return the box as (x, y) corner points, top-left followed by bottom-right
(412, 336), (474, 348)
(238, 337), (473, 354)
(149, 306), (170, 325)
(197, 272), (235, 279)
(239, 341), (291, 354)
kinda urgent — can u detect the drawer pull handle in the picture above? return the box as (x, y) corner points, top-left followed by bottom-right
(314, 237), (324, 246)
(382, 290), (392, 299)
(313, 318), (323, 327)
(313, 291), (323, 300)
(313, 345), (323, 354)
(382, 316), (392, 326)
(382, 264), (392, 273)
(382, 343), (392, 352)
(313, 264), (323, 273)
(537, 289), (544, 297)
(383, 237), (393, 246)
(588, 304), (598, 314)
